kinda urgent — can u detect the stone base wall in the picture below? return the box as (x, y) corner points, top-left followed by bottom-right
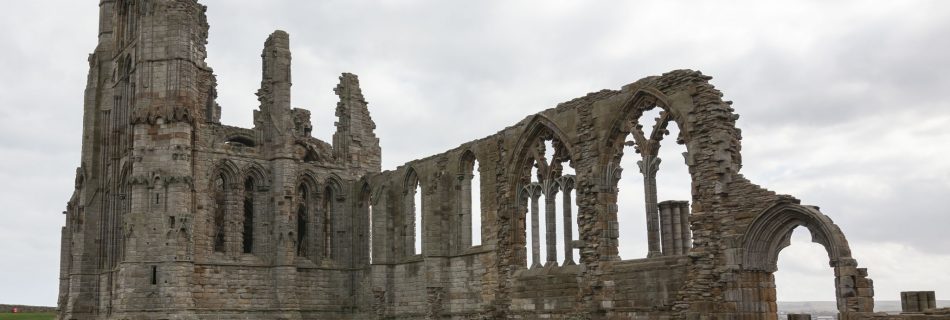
(601, 256), (688, 316)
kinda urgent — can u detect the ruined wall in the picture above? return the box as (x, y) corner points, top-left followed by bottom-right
(59, 1), (942, 320)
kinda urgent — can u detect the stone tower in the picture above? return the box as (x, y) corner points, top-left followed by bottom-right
(59, 1), (380, 319)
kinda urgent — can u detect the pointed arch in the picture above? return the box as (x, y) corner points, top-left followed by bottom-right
(358, 180), (373, 265)
(459, 149), (482, 248)
(211, 159), (241, 187)
(323, 174), (345, 199)
(242, 162), (270, 190)
(404, 167), (423, 256)
(738, 202), (873, 314)
(508, 114), (577, 182)
(741, 203), (853, 272)
(507, 115), (578, 268)
(210, 159), (241, 253)
(295, 173), (318, 259)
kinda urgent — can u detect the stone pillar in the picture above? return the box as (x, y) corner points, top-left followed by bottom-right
(545, 187), (558, 266)
(678, 201), (691, 252)
(787, 314), (811, 320)
(529, 184), (542, 268)
(670, 202), (683, 255)
(901, 291), (936, 313)
(638, 155), (662, 257)
(561, 177), (575, 265)
(658, 200), (674, 256)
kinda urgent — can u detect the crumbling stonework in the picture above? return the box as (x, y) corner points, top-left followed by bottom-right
(58, 1), (944, 320)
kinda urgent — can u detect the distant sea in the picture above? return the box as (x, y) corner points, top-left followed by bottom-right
(779, 300), (949, 318)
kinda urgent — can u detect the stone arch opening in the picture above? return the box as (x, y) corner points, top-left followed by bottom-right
(774, 227), (837, 303)
(459, 150), (482, 249)
(739, 203), (874, 316)
(210, 160), (240, 254)
(242, 177), (255, 254)
(323, 178), (344, 260)
(404, 168), (422, 256)
(359, 182), (372, 265)
(296, 182), (311, 258)
(602, 89), (696, 260)
(509, 115), (579, 268)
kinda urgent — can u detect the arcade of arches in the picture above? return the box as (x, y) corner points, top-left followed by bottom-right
(58, 1), (945, 319)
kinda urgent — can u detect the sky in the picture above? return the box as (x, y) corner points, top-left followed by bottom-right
(1, 0), (948, 306)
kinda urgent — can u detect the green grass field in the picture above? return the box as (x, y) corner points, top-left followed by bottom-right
(0, 313), (56, 320)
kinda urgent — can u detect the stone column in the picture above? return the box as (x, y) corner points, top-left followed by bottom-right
(638, 155), (662, 257)
(561, 177), (575, 265)
(678, 201), (691, 252)
(529, 184), (542, 268)
(670, 202), (683, 255)
(901, 291), (936, 313)
(658, 200), (674, 256)
(545, 186), (558, 266)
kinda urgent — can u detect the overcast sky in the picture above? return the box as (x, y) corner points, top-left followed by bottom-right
(1, 0), (948, 307)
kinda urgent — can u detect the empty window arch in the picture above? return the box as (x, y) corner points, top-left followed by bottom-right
(242, 178), (255, 254)
(404, 168), (423, 256)
(514, 122), (580, 268)
(297, 183), (310, 257)
(459, 151), (483, 248)
(611, 104), (692, 260)
(212, 174), (227, 253)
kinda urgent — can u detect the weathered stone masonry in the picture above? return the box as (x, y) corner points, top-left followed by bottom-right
(59, 1), (947, 320)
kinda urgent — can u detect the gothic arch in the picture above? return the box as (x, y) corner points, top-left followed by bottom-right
(404, 167), (422, 256)
(211, 159), (241, 187)
(741, 203), (853, 272)
(242, 162), (270, 189)
(295, 174), (318, 259)
(324, 174), (345, 200)
(210, 159), (240, 253)
(459, 149), (477, 173)
(602, 89), (685, 179)
(739, 202), (872, 314)
(507, 115), (578, 268)
(508, 114), (577, 181)
(404, 166), (421, 192)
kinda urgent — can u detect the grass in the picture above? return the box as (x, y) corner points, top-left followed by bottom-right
(0, 313), (56, 320)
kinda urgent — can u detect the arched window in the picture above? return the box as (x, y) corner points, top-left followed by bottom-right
(613, 105), (692, 259)
(323, 185), (334, 259)
(242, 178), (255, 254)
(297, 184), (309, 257)
(405, 169), (422, 256)
(459, 152), (482, 248)
(213, 175), (227, 253)
(471, 160), (482, 246)
(518, 129), (578, 268)
(359, 184), (372, 264)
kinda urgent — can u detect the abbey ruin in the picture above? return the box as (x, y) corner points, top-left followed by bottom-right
(58, 1), (946, 319)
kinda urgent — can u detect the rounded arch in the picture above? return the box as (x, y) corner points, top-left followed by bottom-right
(225, 133), (258, 147)
(741, 203), (854, 272)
